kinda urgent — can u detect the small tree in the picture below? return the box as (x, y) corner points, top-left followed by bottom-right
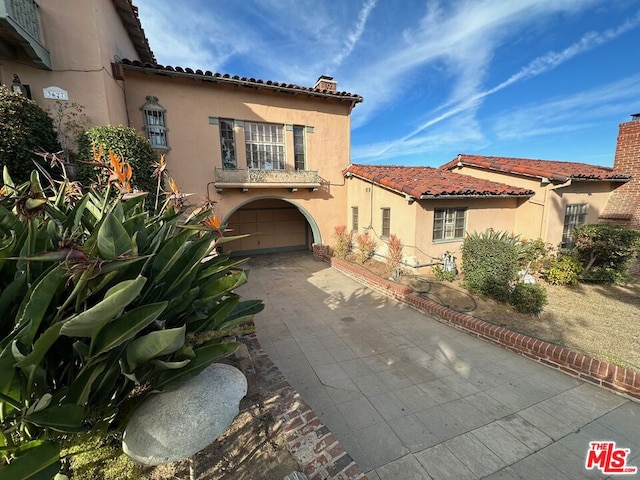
(385, 234), (404, 278)
(332, 225), (352, 259)
(572, 224), (640, 283)
(354, 231), (377, 264)
(0, 87), (61, 182)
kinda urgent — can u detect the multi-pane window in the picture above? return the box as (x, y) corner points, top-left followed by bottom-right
(352, 207), (359, 233)
(293, 125), (306, 170)
(562, 204), (587, 248)
(245, 122), (285, 170)
(141, 96), (168, 149)
(219, 119), (236, 169)
(433, 208), (466, 241)
(381, 208), (391, 238)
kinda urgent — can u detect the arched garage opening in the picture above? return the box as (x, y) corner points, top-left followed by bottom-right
(221, 197), (321, 256)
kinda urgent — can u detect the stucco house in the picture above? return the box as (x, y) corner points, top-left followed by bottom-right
(1, 0), (362, 255)
(440, 154), (631, 249)
(342, 164), (534, 265)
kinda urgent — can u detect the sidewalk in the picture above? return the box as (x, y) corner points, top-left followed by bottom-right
(238, 252), (640, 479)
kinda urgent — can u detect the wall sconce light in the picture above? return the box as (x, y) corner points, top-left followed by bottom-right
(11, 74), (30, 98)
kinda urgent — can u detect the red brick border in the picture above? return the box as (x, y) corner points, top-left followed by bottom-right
(329, 256), (640, 402)
(241, 334), (368, 479)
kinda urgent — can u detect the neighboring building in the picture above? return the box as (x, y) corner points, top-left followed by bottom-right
(440, 154), (630, 248)
(0, 0), (153, 127)
(1, 0), (362, 255)
(343, 164), (534, 265)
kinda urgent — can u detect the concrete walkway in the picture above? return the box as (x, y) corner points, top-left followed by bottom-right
(237, 252), (640, 479)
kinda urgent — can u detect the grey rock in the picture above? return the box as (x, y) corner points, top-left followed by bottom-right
(123, 363), (247, 465)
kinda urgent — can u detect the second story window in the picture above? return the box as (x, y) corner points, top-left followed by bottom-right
(141, 96), (168, 149)
(219, 119), (236, 169)
(245, 122), (285, 170)
(293, 125), (306, 170)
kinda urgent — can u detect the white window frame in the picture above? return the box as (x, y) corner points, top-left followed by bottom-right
(245, 122), (285, 170)
(433, 208), (466, 241)
(293, 125), (306, 171)
(141, 96), (168, 150)
(562, 203), (587, 248)
(219, 118), (237, 169)
(381, 208), (391, 238)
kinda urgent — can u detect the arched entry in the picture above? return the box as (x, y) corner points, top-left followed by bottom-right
(221, 197), (321, 256)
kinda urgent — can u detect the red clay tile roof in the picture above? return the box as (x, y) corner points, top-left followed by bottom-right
(118, 60), (363, 103)
(113, 1), (155, 63)
(440, 154), (631, 182)
(343, 164), (534, 198)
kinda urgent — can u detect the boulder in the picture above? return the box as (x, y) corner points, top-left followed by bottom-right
(123, 363), (247, 465)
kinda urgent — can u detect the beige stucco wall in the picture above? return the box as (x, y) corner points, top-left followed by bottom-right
(123, 70), (355, 246)
(1, 0), (139, 129)
(347, 177), (520, 267)
(447, 165), (618, 246)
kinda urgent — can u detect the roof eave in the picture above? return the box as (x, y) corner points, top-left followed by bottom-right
(418, 193), (535, 200)
(119, 62), (363, 104)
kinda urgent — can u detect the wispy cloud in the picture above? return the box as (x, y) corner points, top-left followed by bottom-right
(329, 0), (378, 71)
(372, 9), (640, 157)
(493, 74), (640, 140)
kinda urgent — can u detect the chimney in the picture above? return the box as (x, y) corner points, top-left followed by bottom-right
(314, 75), (337, 93)
(601, 113), (640, 274)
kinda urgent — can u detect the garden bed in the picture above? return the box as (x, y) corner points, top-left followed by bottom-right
(342, 254), (640, 372)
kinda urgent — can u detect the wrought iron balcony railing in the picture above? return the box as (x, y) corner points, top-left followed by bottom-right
(214, 168), (321, 185)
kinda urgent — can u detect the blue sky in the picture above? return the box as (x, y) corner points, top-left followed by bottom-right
(135, 0), (640, 168)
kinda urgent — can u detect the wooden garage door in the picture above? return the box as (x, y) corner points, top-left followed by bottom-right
(224, 201), (308, 255)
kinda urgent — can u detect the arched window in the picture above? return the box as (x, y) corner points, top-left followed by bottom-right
(141, 96), (168, 149)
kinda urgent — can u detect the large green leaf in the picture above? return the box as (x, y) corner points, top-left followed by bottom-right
(154, 341), (239, 389)
(60, 277), (146, 337)
(199, 271), (247, 302)
(26, 404), (85, 432)
(0, 439), (60, 480)
(97, 213), (131, 260)
(16, 265), (65, 345)
(16, 322), (63, 368)
(126, 326), (186, 371)
(0, 273), (26, 330)
(191, 296), (239, 333)
(91, 302), (168, 356)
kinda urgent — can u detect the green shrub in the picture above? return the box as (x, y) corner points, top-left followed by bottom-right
(354, 231), (377, 264)
(0, 160), (262, 478)
(433, 264), (455, 282)
(519, 238), (551, 271)
(385, 234), (404, 278)
(546, 255), (583, 285)
(461, 230), (521, 302)
(77, 125), (158, 204)
(0, 87), (61, 182)
(572, 224), (640, 283)
(510, 283), (548, 314)
(332, 225), (352, 259)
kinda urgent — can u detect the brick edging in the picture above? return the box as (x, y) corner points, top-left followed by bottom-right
(240, 333), (368, 480)
(329, 256), (640, 402)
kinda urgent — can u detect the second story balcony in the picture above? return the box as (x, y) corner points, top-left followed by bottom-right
(214, 168), (322, 193)
(0, 0), (51, 69)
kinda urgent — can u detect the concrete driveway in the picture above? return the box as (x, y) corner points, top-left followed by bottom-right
(237, 252), (640, 479)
